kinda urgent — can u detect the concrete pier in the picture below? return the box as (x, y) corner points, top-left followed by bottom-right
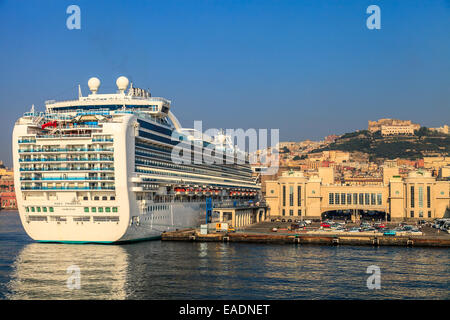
(162, 229), (450, 247)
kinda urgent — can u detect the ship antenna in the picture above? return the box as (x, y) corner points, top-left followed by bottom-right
(30, 104), (35, 114)
(78, 84), (83, 98)
(128, 82), (134, 96)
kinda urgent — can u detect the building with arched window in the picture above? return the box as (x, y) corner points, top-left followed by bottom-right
(265, 169), (449, 221)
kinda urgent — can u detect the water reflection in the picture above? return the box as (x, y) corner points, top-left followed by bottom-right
(6, 243), (129, 299)
(5, 241), (450, 300)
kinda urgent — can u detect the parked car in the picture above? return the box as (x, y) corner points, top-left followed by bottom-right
(383, 229), (396, 236)
(348, 227), (361, 232)
(290, 223), (300, 230)
(298, 221), (307, 228)
(304, 220), (312, 225)
(320, 222), (331, 228)
(271, 227), (278, 232)
(441, 222), (450, 231)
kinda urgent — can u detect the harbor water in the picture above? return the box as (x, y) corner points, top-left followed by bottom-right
(0, 211), (448, 300)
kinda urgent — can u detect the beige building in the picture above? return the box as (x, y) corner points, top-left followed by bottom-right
(308, 150), (350, 163)
(440, 166), (450, 179)
(381, 125), (416, 136)
(430, 124), (449, 135)
(423, 157), (450, 172)
(368, 119), (420, 133)
(265, 169), (449, 221)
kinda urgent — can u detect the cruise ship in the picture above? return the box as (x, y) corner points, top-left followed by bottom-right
(12, 76), (260, 243)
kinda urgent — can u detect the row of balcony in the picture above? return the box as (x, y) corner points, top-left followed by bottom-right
(36, 134), (92, 139)
(18, 139), (36, 144)
(92, 138), (114, 142)
(19, 157), (114, 162)
(20, 167), (114, 172)
(19, 148), (114, 153)
(18, 137), (113, 143)
(21, 186), (116, 191)
(20, 177), (115, 181)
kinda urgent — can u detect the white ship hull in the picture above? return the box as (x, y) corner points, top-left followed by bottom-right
(21, 202), (205, 244)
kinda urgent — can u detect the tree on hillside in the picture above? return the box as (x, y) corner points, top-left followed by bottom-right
(415, 127), (429, 139)
(293, 155), (306, 161)
(281, 146), (290, 153)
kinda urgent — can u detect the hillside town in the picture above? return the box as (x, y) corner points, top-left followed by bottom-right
(254, 119), (449, 222)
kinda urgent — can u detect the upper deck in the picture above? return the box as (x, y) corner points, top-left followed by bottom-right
(45, 76), (171, 117)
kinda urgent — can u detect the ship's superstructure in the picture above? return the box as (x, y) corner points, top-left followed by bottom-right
(12, 76), (260, 243)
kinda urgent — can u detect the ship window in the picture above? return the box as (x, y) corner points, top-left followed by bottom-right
(110, 196), (115, 200)
(83, 196), (88, 200)
(84, 207), (89, 213)
(37, 207), (41, 212)
(43, 207), (47, 212)
(102, 196), (107, 200)
(105, 207), (111, 213)
(92, 207), (96, 213)
(49, 207), (54, 212)
(98, 207), (103, 213)
(26, 207), (29, 212)
(94, 196), (99, 200)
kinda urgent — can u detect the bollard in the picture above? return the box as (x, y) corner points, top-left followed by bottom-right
(372, 238), (380, 246)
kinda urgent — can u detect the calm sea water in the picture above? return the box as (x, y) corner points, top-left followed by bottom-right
(0, 210), (448, 300)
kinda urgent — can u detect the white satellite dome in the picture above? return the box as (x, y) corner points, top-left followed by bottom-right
(88, 77), (101, 94)
(116, 76), (129, 93)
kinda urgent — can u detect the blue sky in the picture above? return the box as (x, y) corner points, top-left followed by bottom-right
(0, 0), (449, 166)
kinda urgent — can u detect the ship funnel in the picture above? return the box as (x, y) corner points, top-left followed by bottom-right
(88, 77), (101, 94)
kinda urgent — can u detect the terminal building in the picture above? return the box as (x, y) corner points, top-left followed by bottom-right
(265, 167), (450, 221)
